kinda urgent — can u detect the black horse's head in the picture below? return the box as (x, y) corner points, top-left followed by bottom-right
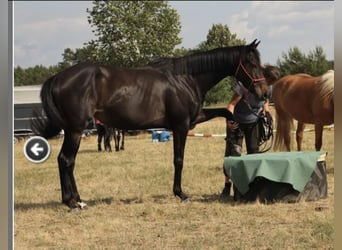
(235, 39), (268, 100)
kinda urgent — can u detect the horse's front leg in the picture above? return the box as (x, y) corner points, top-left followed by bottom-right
(172, 128), (190, 201)
(58, 131), (85, 209)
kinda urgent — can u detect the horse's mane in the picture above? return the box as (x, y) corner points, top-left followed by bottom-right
(317, 70), (334, 99)
(148, 45), (257, 75)
(263, 64), (280, 85)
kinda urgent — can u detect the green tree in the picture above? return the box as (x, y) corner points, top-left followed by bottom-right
(86, 1), (181, 67)
(14, 66), (25, 86)
(277, 46), (332, 76)
(198, 23), (246, 51)
(306, 46), (331, 76)
(14, 65), (60, 86)
(198, 24), (246, 105)
(277, 47), (307, 75)
(58, 45), (96, 69)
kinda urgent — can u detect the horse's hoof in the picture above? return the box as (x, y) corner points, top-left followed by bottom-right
(68, 201), (88, 212)
(77, 201), (88, 209)
(67, 200), (88, 211)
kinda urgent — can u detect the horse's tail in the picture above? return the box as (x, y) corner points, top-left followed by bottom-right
(273, 109), (293, 151)
(31, 75), (64, 139)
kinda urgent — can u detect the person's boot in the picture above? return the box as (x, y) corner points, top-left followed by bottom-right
(105, 145), (112, 152)
(221, 182), (231, 198)
(98, 143), (102, 152)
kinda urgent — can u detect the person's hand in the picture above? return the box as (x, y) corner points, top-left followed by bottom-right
(227, 120), (239, 130)
(261, 109), (270, 117)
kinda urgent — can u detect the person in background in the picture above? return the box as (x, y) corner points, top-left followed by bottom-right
(221, 65), (280, 197)
(95, 119), (105, 151)
(95, 119), (113, 152)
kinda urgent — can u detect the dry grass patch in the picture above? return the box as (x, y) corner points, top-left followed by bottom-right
(14, 110), (334, 249)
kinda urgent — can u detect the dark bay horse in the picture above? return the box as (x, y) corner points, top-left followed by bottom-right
(32, 39), (268, 209)
(272, 70), (334, 151)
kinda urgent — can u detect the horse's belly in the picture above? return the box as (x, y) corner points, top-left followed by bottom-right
(291, 109), (333, 125)
(95, 105), (168, 130)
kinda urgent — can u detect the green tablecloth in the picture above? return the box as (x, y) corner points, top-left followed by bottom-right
(224, 151), (326, 195)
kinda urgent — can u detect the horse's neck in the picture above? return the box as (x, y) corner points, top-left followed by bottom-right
(193, 68), (235, 96)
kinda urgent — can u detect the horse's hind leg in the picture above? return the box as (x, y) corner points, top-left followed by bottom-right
(274, 109), (292, 151)
(314, 124), (324, 151)
(296, 122), (305, 151)
(58, 131), (84, 209)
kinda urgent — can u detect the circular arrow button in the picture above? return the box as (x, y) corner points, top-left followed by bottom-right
(24, 136), (51, 163)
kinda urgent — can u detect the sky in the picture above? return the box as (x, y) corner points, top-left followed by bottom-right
(13, 1), (334, 68)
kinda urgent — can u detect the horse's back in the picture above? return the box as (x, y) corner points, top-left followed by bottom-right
(272, 72), (333, 125)
(273, 74), (316, 103)
(84, 64), (201, 129)
(41, 61), (204, 131)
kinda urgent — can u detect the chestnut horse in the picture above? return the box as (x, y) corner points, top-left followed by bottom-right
(32, 40), (268, 209)
(272, 70), (334, 151)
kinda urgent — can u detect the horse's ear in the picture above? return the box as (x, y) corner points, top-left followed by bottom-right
(249, 39), (260, 49)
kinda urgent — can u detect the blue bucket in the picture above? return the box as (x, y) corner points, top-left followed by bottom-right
(151, 131), (160, 142)
(159, 131), (170, 142)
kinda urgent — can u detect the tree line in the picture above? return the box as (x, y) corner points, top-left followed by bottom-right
(14, 1), (333, 105)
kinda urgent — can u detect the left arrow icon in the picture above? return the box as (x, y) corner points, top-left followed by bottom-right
(24, 136), (51, 163)
(30, 143), (44, 156)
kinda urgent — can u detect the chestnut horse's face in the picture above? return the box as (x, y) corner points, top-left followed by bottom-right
(235, 40), (269, 100)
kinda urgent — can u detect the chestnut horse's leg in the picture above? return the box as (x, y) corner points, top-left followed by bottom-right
(314, 124), (324, 151)
(57, 131), (84, 209)
(296, 122), (305, 151)
(172, 127), (190, 201)
(274, 108), (293, 152)
(283, 127), (292, 152)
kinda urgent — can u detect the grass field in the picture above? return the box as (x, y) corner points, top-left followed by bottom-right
(14, 110), (334, 249)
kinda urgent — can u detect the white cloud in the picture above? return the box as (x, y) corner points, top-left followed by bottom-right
(230, 11), (257, 42)
(13, 2), (94, 68)
(267, 25), (291, 39)
(14, 16), (94, 67)
(228, 1), (334, 63)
